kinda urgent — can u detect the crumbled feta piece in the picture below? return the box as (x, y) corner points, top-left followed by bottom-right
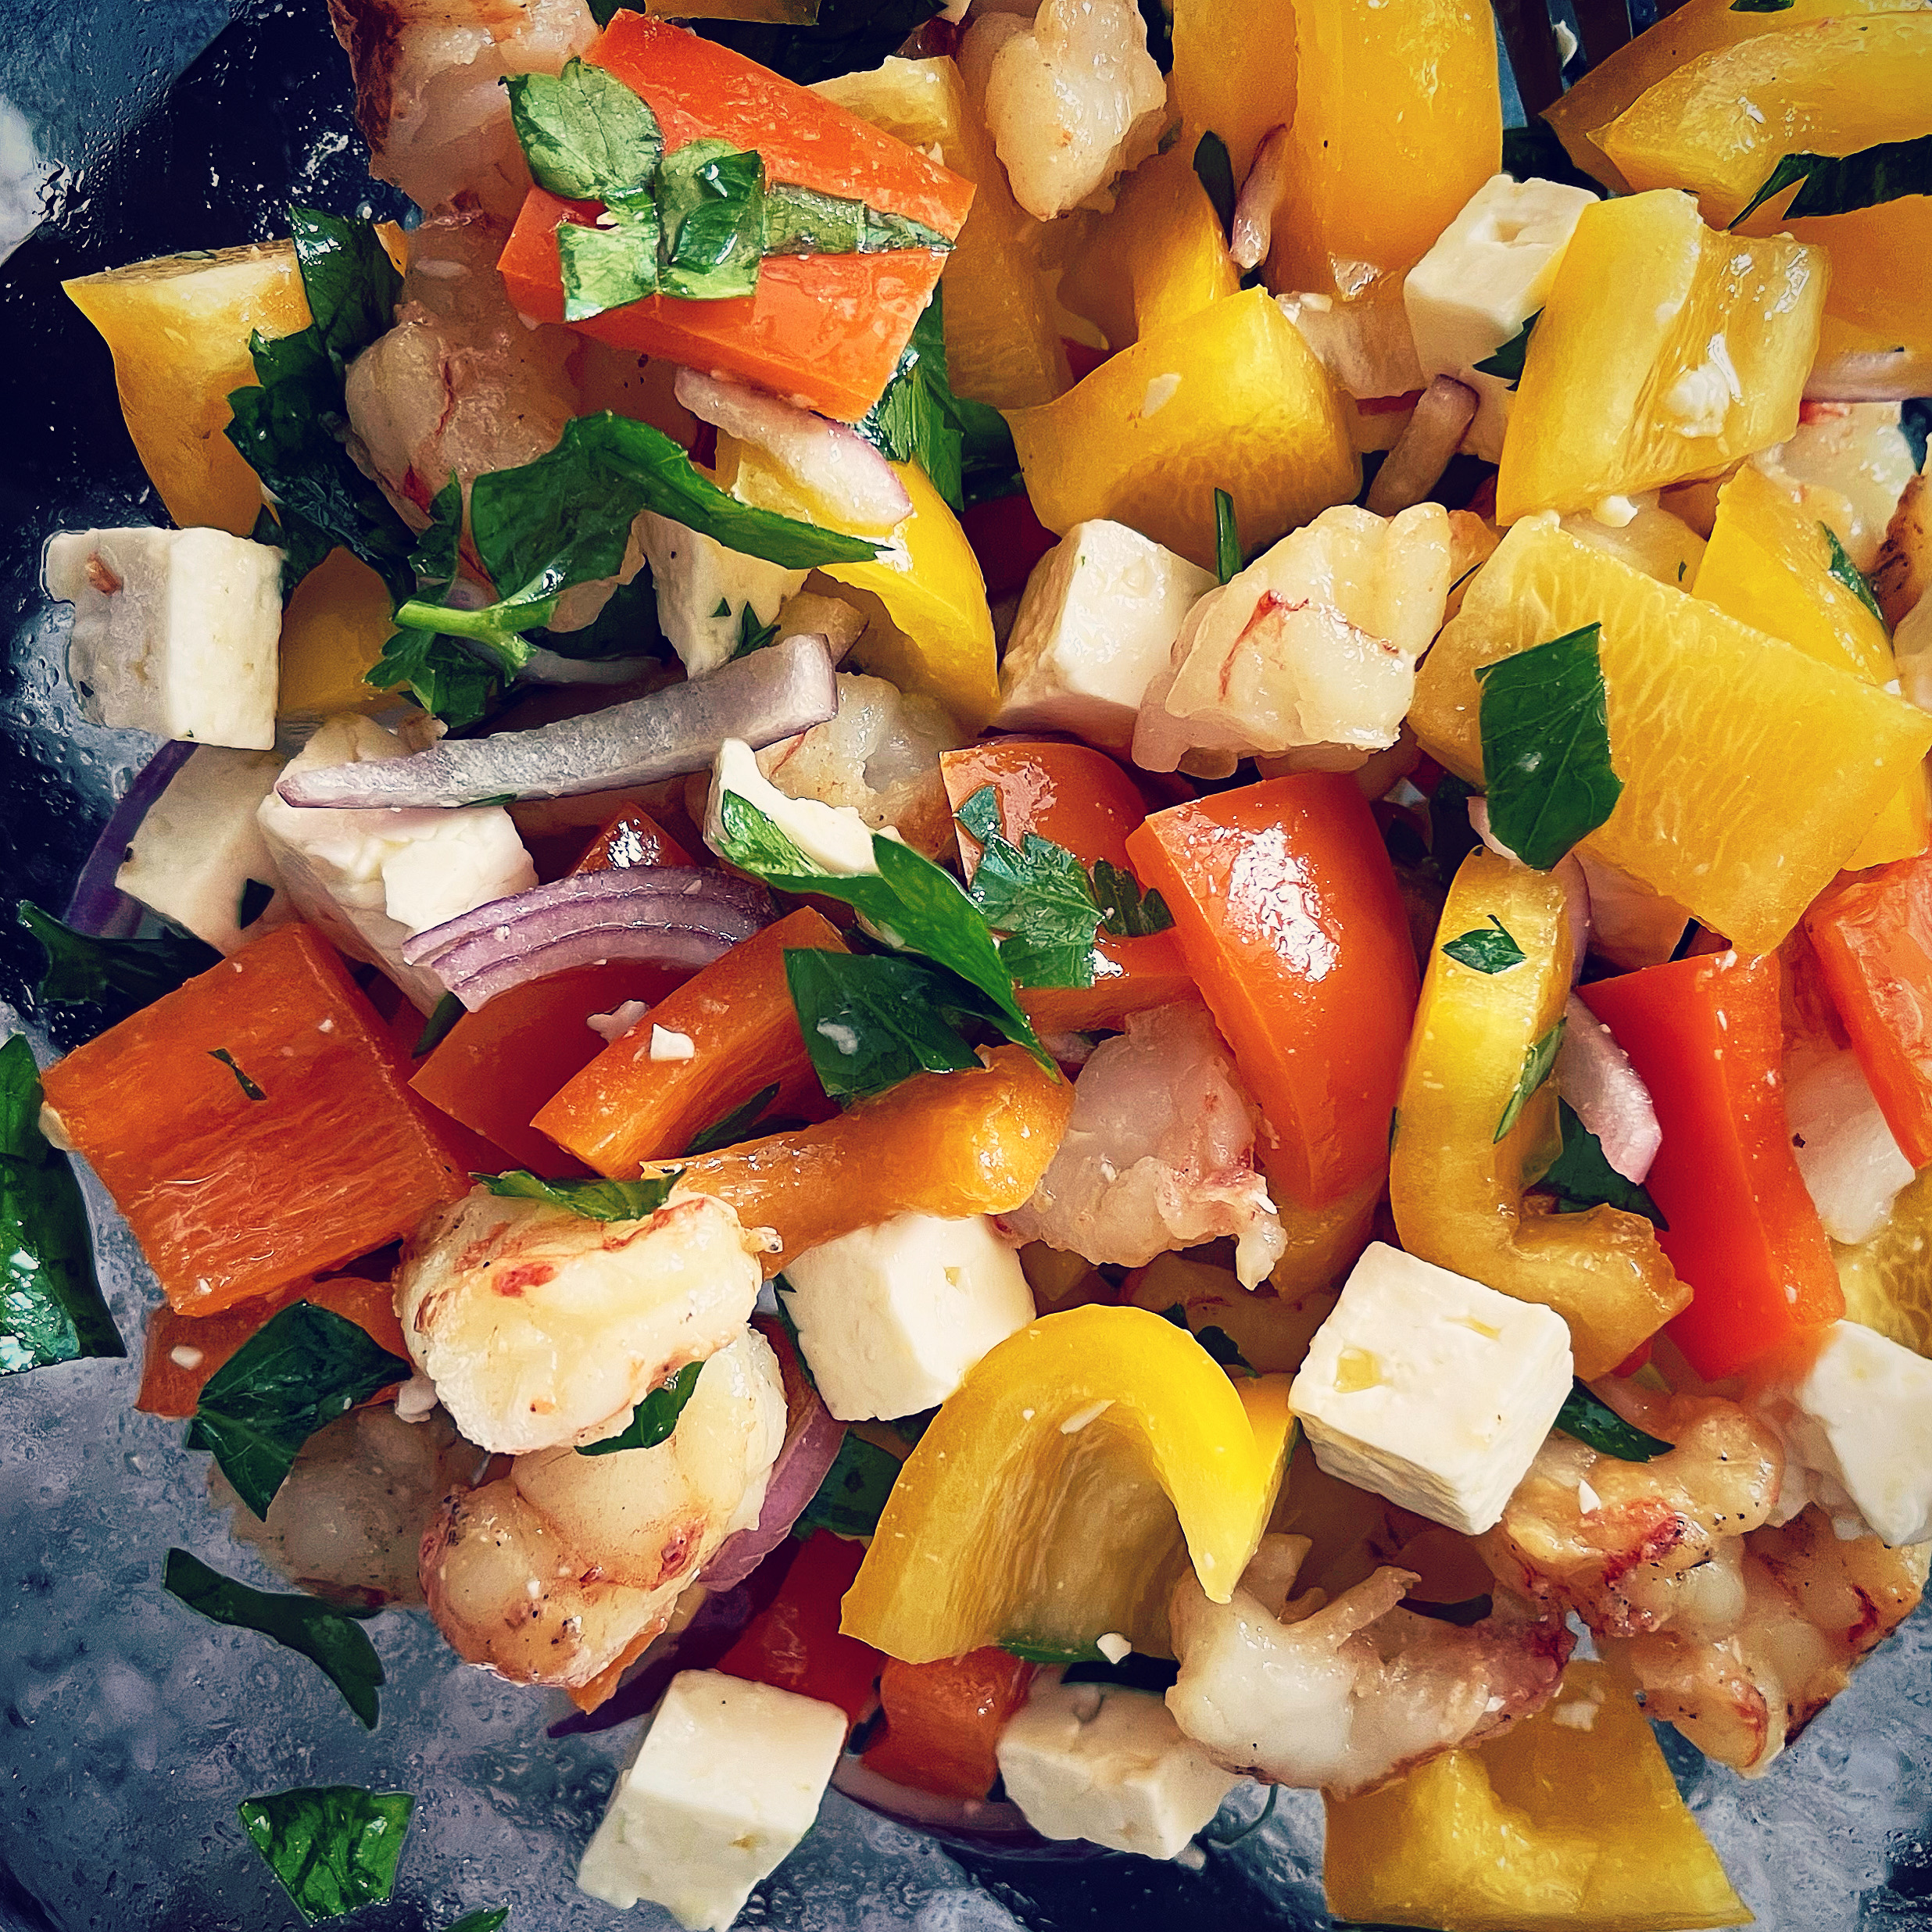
(649, 1025), (697, 1062)
(780, 1212), (1034, 1421)
(588, 999), (650, 1046)
(640, 513), (807, 678)
(997, 521), (1214, 753)
(1660, 335), (1741, 439)
(707, 736), (878, 875)
(1402, 174), (1596, 462)
(995, 1676), (1238, 1860)
(1096, 1632), (1132, 1665)
(45, 525), (282, 748)
(577, 1669), (845, 1929)
(1288, 1242), (1574, 1536)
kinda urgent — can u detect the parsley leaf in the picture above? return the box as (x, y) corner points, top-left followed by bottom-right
(578, 1358), (705, 1458)
(1154, 1303), (1256, 1376)
(1731, 133), (1932, 227)
(1730, 0), (1794, 10)
(188, 1303), (412, 1519)
(1495, 1018), (1565, 1143)
(363, 630), (499, 730)
(1541, 1099), (1669, 1227)
(1214, 487), (1240, 584)
(18, 900), (216, 1013)
(414, 992), (465, 1058)
(1473, 310), (1540, 389)
(764, 181), (953, 256)
(474, 1170), (682, 1221)
(729, 602), (781, 660)
(1441, 914), (1527, 975)
(1820, 521), (1887, 627)
(1475, 621), (1623, 871)
(659, 139), (767, 301)
(785, 948), (994, 1103)
(1555, 1379), (1675, 1462)
(0, 1032), (122, 1376)
(683, 1082), (782, 1155)
(505, 59), (663, 202)
(1091, 858), (1174, 939)
(163, 1548), (383, 1729)
(860, 288), (966, 513)
(1192, 131), (1236, 241)
(445, 1914), (510, 1932)
(794, 1427), (901, 1536)
(209, 1047), (267, 1101)
(238, 1787), (413, 1924)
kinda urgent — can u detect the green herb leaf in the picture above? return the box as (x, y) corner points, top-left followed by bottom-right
(163, 1548), (383, 1729)
(18, 900), (217, 1012)
(683, 1082), (782, 1155)
(363, 629), (499, 730)
(964, 806), (1104, 991)
(238, 1787), (413, 1924)
(1214, 487), (1240, 584)
(692, 0), (943, 87)
(557, 202), (663, 321)
(1730, 0), (1794, 10)
(577, 1357), (705, 1457)
(445, 1913), (510, 1932)
(860, 288), (966, 513)
(729, 601), (782, 660)
(764, 181), (953, 257)
(1000, 1637), (1104, 1664)
(188, 1302), (413, 1519)
(1090, 858), (1175, 939)
(506, 59), (664, 202)
(1730, 132), (1932, 227)
(414, 992), (465, 1058)
(1192, 131), (1236, 241)
(1820, 521), (1887, 627)
(1555, 1379), (1675, 1462)
(1495, 1018), (1565, 1143)
(1441, 914), (1527, 975)
(784, 948), (992, 1103)
(1472, 310), (1540, 389)
(794, 1427), (901, 1537)
(474, 1169), (682, 1222)
(209, 1046), (267, 1101)
(288, 208), (402, 378)
(1500, 123), (1609, 200)
(0, 1032), (122, 1376)
(658, 138), (767, 301)
(957, 395), (1023, 507)
(1475, 621), (1623, 870)
(1540, 1099), (1669, 1227)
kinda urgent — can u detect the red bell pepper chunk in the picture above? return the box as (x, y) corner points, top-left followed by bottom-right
(959, 492), (1058, 603)
(496, 16), (975, 423)
(861, 1648), (1036, 1801)
(1579, 950), (1842, 1379)
(1803, 854), (1932, 1167)
(717, 1530), (885, 1731)
(570, 804), (697, 874)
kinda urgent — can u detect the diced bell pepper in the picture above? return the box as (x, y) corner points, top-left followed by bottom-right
(280, 549), (397, 721)
(861, 1650), (1036, 1800)
(717, 1529), (884, 1732)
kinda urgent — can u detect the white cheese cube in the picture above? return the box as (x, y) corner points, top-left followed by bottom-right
(997, 521), (1215, 753)
(781, 1212), (1034, 1421)
(1289, 1242), (1573, 1536)
(577, 1669), (845, 1930)
(996, 1676), (1238, 1859)
(1403, 174), (1596, 463)
(706, 736), (878, 876)
(258, 714), (535, 1011)
(115, 746), (292, 954)
(45, 526), (281, 750)
(642, 513), (807, 678)
(1762, 1320), (1932, 1548)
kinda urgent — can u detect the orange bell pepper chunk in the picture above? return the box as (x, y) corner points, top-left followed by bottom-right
(667, 1045), (1073, 1273)
(41, 924), (476, 1317)
(135, 1274), (407, 1419)
(939, 739), (1196, 1035)
(717, 1529), (884, 1732)
(1804, 855), (1932, 1168)
(496, 16), (975, 423)
(534, 906), (847, 1173)
(861, 1649), (1036, 1801)
(1124, 775), (1420, 1213)
(570, 803), (697, 874)
(1579, 950), (1842, 1379)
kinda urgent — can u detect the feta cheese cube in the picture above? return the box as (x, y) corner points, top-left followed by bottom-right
(577, 1669), (846, 1930)
(706, 736), (878, 876)
(995, 1676), (1238, 1859)
(115, 746), (292, 954)
(1403, 174), (1596, 463)
(642, 513), (807, 678)
(997, 521), (1215, 753)
(1760, 1320), (1932, 1548)
(780, 1212), (1035, 1420)
(45, 526), (281, 749)
(1289, 1242), (1574, 1536)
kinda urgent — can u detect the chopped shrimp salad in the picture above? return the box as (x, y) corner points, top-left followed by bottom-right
(8, 0), (1932, 1923)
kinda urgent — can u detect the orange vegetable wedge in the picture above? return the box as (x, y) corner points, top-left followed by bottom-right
(569, 804), (697, 873)
(862, 1651), (1037, 1800)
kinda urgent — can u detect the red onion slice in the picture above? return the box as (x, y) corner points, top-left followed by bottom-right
(277, 632), (838, 810)
(700, 1392), (845, 1594)
(1555, 993), (1662, 1183)
(402, 868), (772, 1011)
(64, 740), (195, 938)
(1231, 124), (1290, 274)
(1365, 377), (1479, 516)
(674, 367), (912, 534)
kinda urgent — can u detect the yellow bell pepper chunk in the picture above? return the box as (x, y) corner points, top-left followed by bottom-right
(1172, 0), (1294, 184)
(1122, 1251), (1339, 1376)
(840, 1306), (1295, 1663)
(276, 548), (397, 721)
(1389, 851), (1687, 1376)
(1836, 1165), (1932, 1357)
(1411, 519), (1932, 953)
(1597, 15), (1932, 349)
(1497, 191), (1824, 522)
(1007, 288), (1358, 574)
(1322, 1662), (1753, 1932)
(814, 56), (1069, 409)
(1847, 762), (1932, 871)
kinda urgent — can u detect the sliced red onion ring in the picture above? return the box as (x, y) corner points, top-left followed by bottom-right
(700, 1393), (844, 1594)
(402, 868), (772, 1011)
(1231, 124), (1290, 273)
(277, 631), (837, 810)
(1365, 377), (1479, 516)
(674, 367), (911, 534)
(1555, 992), (1662, 1183)
(64, 740), (195, 938)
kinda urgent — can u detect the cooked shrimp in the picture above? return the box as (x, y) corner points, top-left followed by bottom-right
(420, 1329), (786, 1694)
(1000, 1000), (1288, 1286)
(394, 1183), (771, 1455)
(327, 0), (598, 222)
(1165, 1533), (1572, 1797)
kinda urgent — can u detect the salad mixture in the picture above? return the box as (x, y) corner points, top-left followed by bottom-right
(9, 0), (1932, 1923)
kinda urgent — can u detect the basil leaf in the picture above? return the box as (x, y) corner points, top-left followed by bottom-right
(785, 948), (990, 1103)
(0, 1032), (121, 1375)
(1555, 1379), (1675, 1462)
(683, 1082), (782, 1155)
(556, 205), (661, 322)
(163, 1548), (383, 1729)
(414, 991), (465, 1058)
(1441, 914), (1527, 975)
(658, 139), (767, 302)
(1821, 521), (1887, 627)
(1091, 858), (1174, 939)
(1475, 621), (1623, 871)
(692, 0), (943, 87)
(505, 59), (663, 202)
(1214, 487), (1240, 584)
(209, 1047), (267, 1101)
(1495, 1018), (1565, 1143)
(577, 1357), (705, 1457)
(446, 1913), (510, 1932)
(238, 1787), (413, 1923)
(18, 900), (216, 1012)
(1473, 310), (1539, 389)
(475, 1169), (682, 1221)
(1541, 1099), (1669, 1228)
(188, 1302), (413, 1519)
(794, 1427), (901, 1536)
(363, 628), (499, 730)
(1192, 131), (1235, 241)
(1731, 132), (1932, 227)
(860, 288), (964, 513)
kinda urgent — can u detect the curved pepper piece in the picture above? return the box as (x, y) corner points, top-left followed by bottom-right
(1389, 851), (1687, 1378)
(840, 1304), (1295, 1664)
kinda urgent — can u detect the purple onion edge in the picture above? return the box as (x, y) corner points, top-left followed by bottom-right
(63, 740), (195, 938)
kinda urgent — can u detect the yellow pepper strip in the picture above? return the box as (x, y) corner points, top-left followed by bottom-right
(1389, 851), (1687, 1378)
(1322, 1661), (1752, 1932)
(841, 1306), (1294, 1663)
